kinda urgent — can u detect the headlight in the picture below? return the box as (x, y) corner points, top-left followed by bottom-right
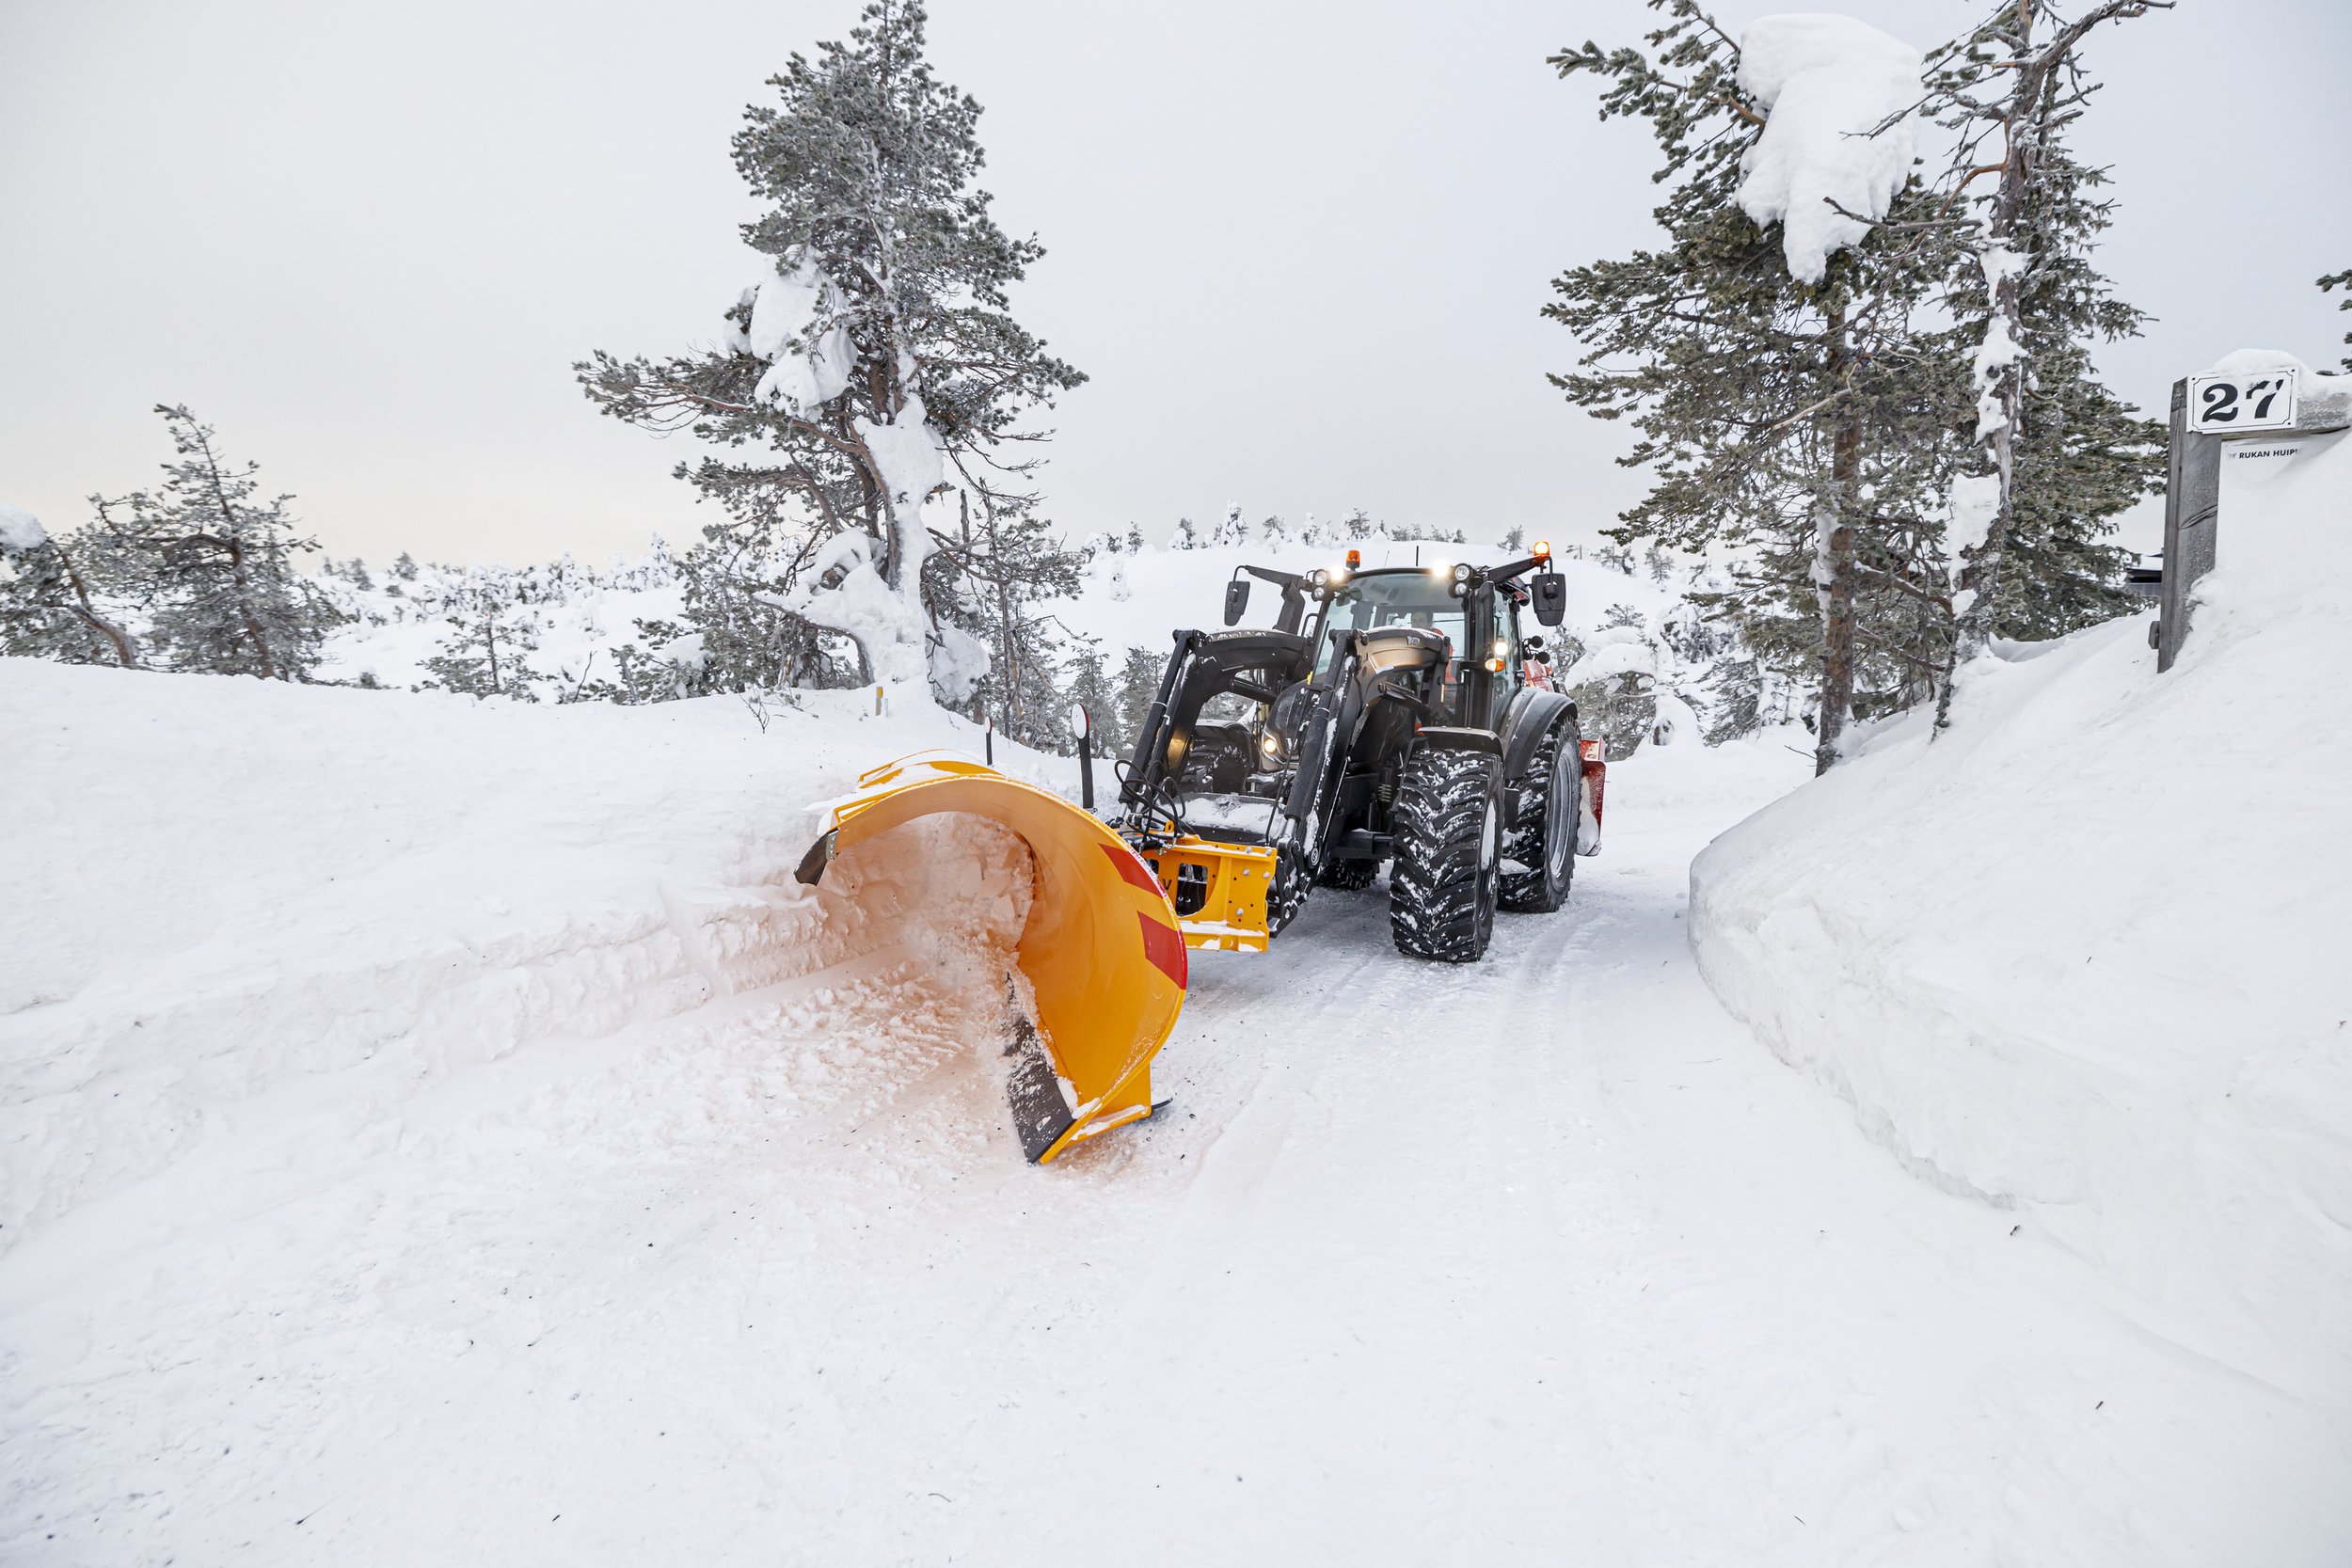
(1492, 638), (1509, 657)
(1428, 560), (1449, 579)
(1453, 562), (1472, 583)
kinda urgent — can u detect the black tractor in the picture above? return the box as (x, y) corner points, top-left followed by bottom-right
(1111, 545), (1601, 962)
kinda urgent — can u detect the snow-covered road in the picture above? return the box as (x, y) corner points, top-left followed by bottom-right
(5, 678), (2342, 1564)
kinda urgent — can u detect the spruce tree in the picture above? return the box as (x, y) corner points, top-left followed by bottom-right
(579, 1), (1082, 699)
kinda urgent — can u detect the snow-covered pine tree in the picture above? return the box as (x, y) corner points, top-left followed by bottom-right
(1170, 516), (1200, 550)
(1114, 645), (1166, 753)
(1123, 522), (1145, 552)
(579, 0), (1082, 700)
(421, 571), (542, 700)
(1549, 6), (1966, 771)
(107, 405), (342, 680)
(1502, 525), (1525, 551)
(1927, 0), (2166, 716)
(0, 506), (141, 666)
(931, 489), (1082, 750)
(1260, 514), (1291, 548)
(1211, 505), (1248, 547)
(1065, 641), (1122, 760)
(1342, 509), (1374, 541)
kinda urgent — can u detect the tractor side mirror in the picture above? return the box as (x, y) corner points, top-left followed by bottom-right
(1223, 578), (1251, 626)
(1531, 570), (1567, 627)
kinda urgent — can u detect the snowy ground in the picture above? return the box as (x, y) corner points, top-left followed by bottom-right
(7, 659), (2343, 1563)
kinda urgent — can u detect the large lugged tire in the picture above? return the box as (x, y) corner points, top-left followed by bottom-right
(1498, 721), (1578, 913)
(1389, 745), (1502, 962)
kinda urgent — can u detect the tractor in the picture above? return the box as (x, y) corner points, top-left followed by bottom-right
(1112, 543), (1604, 962)
(792, 542), (1607, 1162)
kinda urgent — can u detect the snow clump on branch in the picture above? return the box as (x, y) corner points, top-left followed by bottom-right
(1735, 14), (1924, 285)
(0, 505), (46, 554)
(745, 253), (856, 414)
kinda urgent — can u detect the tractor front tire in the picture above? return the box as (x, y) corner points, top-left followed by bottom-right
(1499, 721), (1578, 913)
(1389, 745), (1501, 962)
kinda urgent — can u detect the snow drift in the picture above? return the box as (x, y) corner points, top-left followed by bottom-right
(1692, 412), (2352, 1388)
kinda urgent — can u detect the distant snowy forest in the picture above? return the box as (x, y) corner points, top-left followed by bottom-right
(7, 0), (2344, 774)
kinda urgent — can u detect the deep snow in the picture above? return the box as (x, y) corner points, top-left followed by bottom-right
(7, 646), (2346, 1561)
(1692, 420), (2352, 1540)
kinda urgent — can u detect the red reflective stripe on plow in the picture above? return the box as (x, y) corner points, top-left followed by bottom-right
(1137, 912), (1188, 988)
(1104, 842), (1165, 894)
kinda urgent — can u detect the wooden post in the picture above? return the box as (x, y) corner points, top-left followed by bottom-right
(2158, 367), (2349, 673)
(2155, 380), (2219, 674)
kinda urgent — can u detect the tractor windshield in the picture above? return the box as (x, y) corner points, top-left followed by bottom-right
(1315, 572), (1467, 676)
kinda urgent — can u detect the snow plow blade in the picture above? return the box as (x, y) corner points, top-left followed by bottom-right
(795, 755), (1187, 1164)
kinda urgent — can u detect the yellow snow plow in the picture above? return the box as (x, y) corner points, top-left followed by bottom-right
(795, 755), (1191, 1163)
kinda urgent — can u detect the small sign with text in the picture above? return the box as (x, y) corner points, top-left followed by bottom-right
(2187, 367), (2300, 434)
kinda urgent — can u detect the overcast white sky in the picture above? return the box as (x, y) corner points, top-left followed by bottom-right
(3, 0), (2346, 565)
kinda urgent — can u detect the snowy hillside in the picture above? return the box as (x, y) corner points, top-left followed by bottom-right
(310, 531), (1739, 762)
(1692, 413), (2352, 1402)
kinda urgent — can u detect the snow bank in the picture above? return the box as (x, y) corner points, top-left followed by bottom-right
(1692, 418), (2352, 1386)
(0, 661), (1068, 1254)
(1736, 14), (1923, 284)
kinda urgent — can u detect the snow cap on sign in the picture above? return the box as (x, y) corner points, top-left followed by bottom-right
(1735, 14), (1924, 285)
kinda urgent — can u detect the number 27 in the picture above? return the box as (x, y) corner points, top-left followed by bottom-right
(2202, 377), (2285, 423)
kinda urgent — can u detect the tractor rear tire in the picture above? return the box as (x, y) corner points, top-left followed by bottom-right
(1499, 721), (1578, 913)
(1318, 856), (1380, 891)
(1389, 745), (1501, 962)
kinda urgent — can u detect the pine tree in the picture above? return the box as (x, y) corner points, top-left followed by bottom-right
(1928, 0), (2167, 710)
(579, 0), (1082, 697)
(421, 571), (542, 700)
(2323, 269), (2352, 372)
(1115, 645), (1166, 756)
(1550, 8), (1970, 770)
(0, 507), (140, 666)
(108, 405), (342, 680)
(392, 551), (419, 581)
(1065, 641), (1121, 760)
(932, 490), (1084, 749)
